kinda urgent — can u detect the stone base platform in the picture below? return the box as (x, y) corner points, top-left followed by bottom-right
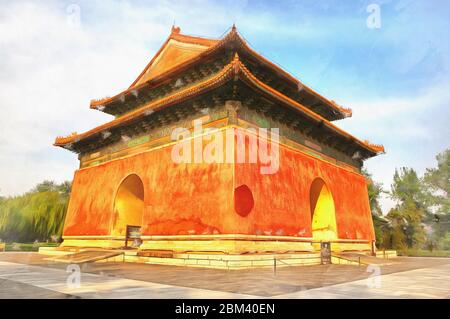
(101, 251), (323, 269)
(39, 246), (397, 269)
(39, 235), (390, 269)
(39, 246), (322, 269)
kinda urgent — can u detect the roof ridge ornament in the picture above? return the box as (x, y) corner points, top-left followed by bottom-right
(55, 132), (78, 145)
(231, 52), (241, 76)
(171, 25), (181, 34)
(363, 140), (385, 153)
(226, 23), (239, 41)
(330, 100), (353, 117)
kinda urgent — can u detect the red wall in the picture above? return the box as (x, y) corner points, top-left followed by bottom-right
(64, 129), (374, 241)
(63, 138), (234, 236)
(233, 129), (375, 241)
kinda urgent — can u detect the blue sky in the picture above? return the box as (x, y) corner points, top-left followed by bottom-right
(0, 0), (449, 212)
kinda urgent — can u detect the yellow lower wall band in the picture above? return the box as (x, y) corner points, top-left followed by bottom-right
(61, 236), (372, 253)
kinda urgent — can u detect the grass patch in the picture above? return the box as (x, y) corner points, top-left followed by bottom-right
(3, 242), (59, 252)
(398, 249), (450, 258)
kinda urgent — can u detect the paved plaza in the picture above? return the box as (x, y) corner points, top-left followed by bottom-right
(0, 253), (449, 298)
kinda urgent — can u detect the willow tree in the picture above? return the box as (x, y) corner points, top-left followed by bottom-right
(0, 181), (71, 243)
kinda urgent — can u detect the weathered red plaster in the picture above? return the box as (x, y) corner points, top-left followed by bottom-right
(64, 130), (374, 242)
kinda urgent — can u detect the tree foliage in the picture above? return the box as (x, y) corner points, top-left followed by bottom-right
(0, 181), (71, 243)
(370, 149), (449, 250)
(362, 168), (384, 216)
(386, 167), (427, 249)
(423, 149), (450, 243)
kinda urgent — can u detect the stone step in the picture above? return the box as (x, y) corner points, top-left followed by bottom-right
(46, 250), (124, 264)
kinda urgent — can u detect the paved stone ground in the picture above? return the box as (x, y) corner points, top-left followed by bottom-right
(0, 252), (449, 298)
(275, 263), (450, 299)
(0, 278), (77, 299)
(0, 261), (255, 299)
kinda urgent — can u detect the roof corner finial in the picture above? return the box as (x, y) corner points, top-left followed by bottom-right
(231, 52), (241, 75)
(171, 24), (180, 34)
(231, 23), (237, 32)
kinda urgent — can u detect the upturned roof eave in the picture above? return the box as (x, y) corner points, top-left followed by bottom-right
(90, 26), (352, 119)
(56, 55), (383, 157)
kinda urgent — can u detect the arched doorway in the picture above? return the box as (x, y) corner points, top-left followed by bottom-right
(310, 178), (337, 241)
(111, 174), (144, 237)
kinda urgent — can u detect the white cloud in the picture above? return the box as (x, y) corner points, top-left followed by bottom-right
(334, 79), (450, 213)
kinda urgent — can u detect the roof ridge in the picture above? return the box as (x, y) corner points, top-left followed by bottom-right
(126, 26), (220, 90)
(169, 28), (220, 47)
(90, 26), (351, 119)
(90, 28), (236, 109)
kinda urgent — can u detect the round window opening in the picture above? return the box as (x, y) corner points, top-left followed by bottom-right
(234, 184), (254, 217)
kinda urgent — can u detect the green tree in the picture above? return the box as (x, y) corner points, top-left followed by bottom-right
(423, 149), (450, 248)
(384, 208), (407, 250)
(0, 181), (71, 243)
(33, 180), (58, 193)
(363, 169), (389, 248)
(372, 213), (391, 249)
(387, 167), (428, 249)
(363, 169), (384, 216)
